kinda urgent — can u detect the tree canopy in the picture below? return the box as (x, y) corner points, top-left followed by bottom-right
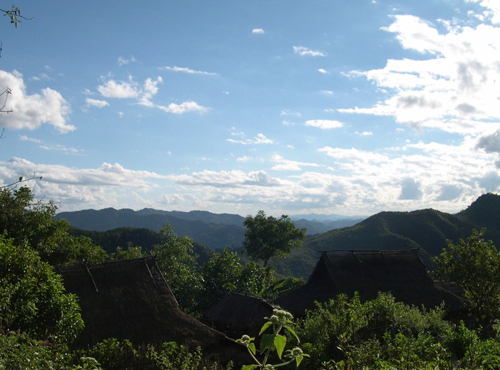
(243, 210), (306, 267)
(432, 229), (500, 328)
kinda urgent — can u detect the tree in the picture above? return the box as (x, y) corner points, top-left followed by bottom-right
(432, 229), (500, 327)
(0, 186), (106, 265)
(0, 235), (84, 343)
(153, 224), (204, 312)
(243, 210), (306, 267)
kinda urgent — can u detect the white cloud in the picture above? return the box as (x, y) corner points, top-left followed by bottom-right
(252, 28), (265, 34)
(86, 98), (109, 108)
(293, 46), (326, 57)
(227, 133), (274, 145)
(30, 73), (52, 81)
(356, 131), (373, 136)
(320, 90), (333, 95)
(399, 178), (423, 200)
(318, 68), (329, 74)
(339, 13), (500, 135)
(117, 56), (137, 66)
(271, 154), (321, 171)
(0, 70), (73, 133)
(97, 79), (140, 99)
(138, 77), (163, 107)
(280, 110), (301, 117)
(305, 119), (344, 129)
(19, 135), (42, 143)
(169, 169), (282, 188)
(157, 101), (209, 114)
(236, 156), (253, 162)
(162, 66), (218, 76)
(282, 120), (295, 126)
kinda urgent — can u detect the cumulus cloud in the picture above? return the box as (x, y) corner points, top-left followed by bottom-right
(0, 70), (73, 133)
(0, 157), (167, 210)
(476, 130), (500, 153)
(399, 178), (423, 200)
(169, 170), (281, 188)
(305, 119), (344, 129)
(157, 101), (209, 114)
(162, 66), (218, 76)
(318, 68), (329, 74)
(338, 12), (500, 135)
(86, 98), (109, 108)
(138, 77), (163, 107)
(97, 79), (140, 98)
(227, 133), (274, 145)
(293, 46), (326, 57)
(252, 28), (265, 34)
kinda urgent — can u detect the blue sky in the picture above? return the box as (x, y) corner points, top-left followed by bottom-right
(1, 0), (500, 217)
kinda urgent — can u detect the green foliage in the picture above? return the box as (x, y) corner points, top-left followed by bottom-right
(262, 277), (306, 301)
(0, 332), (72, 369)
(243, 210), (306, 267)
(0, 235), (84, 343)
(297, 292), (500, 369)
(200, 248), (275, 308)
(153, 224), (204, 312)
(238, 308), (309, 369)
(433, 229), (500, 327)
(147, 341), (233, 370)
(0, 186), (106, 265)
(109, 243), (147, 260)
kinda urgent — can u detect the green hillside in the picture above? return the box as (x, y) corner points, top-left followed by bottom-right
(271, 193), (500, 279)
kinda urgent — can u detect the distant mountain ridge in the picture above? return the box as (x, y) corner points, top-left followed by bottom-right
(270, 193), (500, 278)
(55, 208), (363, 250)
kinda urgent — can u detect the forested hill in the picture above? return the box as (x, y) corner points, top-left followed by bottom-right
(55, 208), (362, 250)
(271, 193), (500, 278)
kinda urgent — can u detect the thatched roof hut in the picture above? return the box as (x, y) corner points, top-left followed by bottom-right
(56, 257), (248, 364)
(274, 249), (464, 316)
(205, 293), (274, 339)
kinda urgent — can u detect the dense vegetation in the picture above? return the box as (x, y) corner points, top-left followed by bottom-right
(1, 185), (500, 369)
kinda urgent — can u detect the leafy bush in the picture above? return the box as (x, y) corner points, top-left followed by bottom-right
(0, 235), (84, 343)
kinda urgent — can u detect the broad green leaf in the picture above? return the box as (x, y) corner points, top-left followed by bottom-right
(284, 325), (300, 343)
(296, 356), (303, 367)
(242, 365), (257, 370)
(248, 342), (256, 355)
(259, 321), (273, 335)
(274, 334), (287, 359)
(260, 333), (275, 352)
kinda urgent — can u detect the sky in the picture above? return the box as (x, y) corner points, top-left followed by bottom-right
(1, 0), (500, 217)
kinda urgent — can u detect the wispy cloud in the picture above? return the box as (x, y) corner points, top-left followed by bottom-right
(117, 56), (137, 66)
(162, 66), (218, 76)
(318, 68), (329, 74)
(19, 135), (42, 144)
(293, 46), (326, 57)
(271, 154), (321, 171)
(305, 119), (344, 129)
(157, 101), (209, 114)
(280, 110), (301, 117)
(86, 98), (109, 108)
(252, 28), (265, 34)
(227, 133), (274, 145)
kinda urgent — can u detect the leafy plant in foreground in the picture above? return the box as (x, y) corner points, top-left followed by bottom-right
(237, 308), (309, 369)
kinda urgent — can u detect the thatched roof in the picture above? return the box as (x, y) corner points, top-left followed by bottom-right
(274, 249), (464, 316)
(56, 257), (248, 364)
(205, 293), (274, 339)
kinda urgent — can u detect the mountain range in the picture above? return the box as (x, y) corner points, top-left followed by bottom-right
(55, 193), (500, 279)
(54, 208), (364, 250)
